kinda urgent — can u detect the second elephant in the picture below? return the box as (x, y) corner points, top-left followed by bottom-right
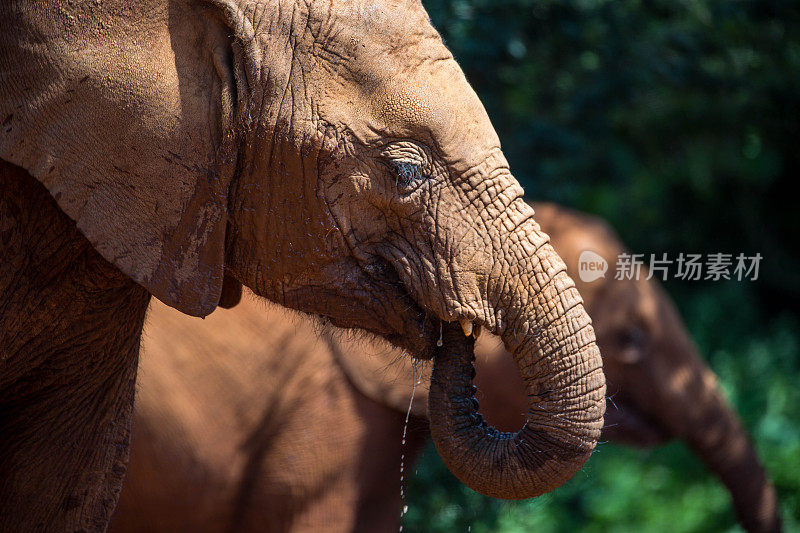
(112, 202), (780, 533)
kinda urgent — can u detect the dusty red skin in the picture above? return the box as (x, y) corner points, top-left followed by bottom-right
(0, 162), (151, 531)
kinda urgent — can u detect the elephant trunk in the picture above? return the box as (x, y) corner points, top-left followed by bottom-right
(678, 364), (781, 533)
(428, 231), (606, 499)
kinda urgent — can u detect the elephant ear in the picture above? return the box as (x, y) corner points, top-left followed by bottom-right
(0, 1), (238, 316)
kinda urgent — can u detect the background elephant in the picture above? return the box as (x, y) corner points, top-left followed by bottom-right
(0, 1), (605, 529)
(112, 201), (780, 532)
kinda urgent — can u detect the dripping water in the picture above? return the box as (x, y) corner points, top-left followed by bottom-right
(399, 357), (426, 532)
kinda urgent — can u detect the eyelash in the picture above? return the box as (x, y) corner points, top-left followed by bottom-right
(392, 161), (426, 187)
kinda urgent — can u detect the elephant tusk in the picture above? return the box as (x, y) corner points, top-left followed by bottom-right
(459, 318), (473, 337)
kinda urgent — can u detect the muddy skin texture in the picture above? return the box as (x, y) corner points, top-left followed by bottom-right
(0, 162), (151, 532)
(1, 0), (605, 525)
(114, 202), (779, 533)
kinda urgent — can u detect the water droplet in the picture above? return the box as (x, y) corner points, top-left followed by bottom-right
(399, 357), (420, 532)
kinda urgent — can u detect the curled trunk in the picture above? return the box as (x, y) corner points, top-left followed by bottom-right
(428, 240), (605, 499)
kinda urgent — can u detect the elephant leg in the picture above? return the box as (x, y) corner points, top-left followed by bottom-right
(0, 162), (151, 532)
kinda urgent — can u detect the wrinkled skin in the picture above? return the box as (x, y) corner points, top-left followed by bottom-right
(0, 0), (603, 530)
(113, 202), (780, 533)
(1, 163), (151, 532)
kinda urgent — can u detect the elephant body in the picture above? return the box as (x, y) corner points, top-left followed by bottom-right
(2, 1), (607, 528)
(113, 202), (780, 532)
(112, 293), (422, 532)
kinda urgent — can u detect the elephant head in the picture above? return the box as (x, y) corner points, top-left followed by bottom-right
(528, 203), (781, 533)
(0, 1), (603, 498)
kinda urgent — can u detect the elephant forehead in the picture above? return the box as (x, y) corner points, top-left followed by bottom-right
(312, 12), (502, 166)
(342, 0), (439, 45)
(376, 88), (433, 129)
(362, 79), (502, 172)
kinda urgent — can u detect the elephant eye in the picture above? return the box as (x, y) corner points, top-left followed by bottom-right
(381, 141), (432, 191)
(616, 326), (648, 364)
(391, 160), (426, 188)
(621, 326), (647, 348)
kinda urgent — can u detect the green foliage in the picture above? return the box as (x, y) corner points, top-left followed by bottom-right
(404, 0), (800, 530)
(424, 0), (800, 304)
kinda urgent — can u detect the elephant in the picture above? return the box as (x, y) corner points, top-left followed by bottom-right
(111, 201), (780, 533)
(0, 1), (605, 530)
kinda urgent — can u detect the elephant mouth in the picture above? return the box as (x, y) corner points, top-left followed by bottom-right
(272, 254), (456, 359)
(371, 256), (492, 361)
(361, 257), (442, 357)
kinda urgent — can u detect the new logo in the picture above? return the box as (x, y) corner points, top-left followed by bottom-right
(578, 250), (608, 283)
